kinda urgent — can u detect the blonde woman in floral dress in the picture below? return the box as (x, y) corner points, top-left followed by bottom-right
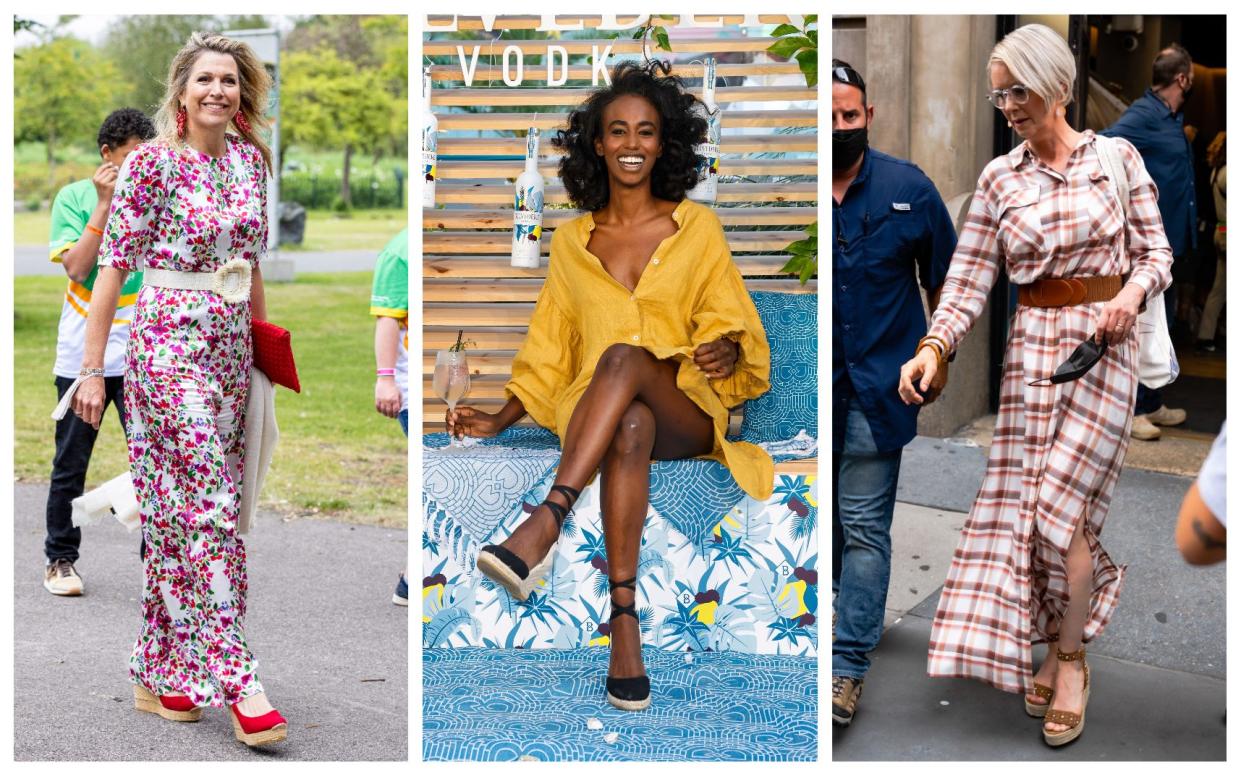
(72, 32), (287, 747)
(898, 25), (1172, 745)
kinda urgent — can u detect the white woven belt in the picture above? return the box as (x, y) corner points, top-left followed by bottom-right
(143, 259), (252, 303)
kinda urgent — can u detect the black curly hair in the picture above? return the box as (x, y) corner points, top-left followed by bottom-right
(554, 59), (708, 212)
(97, 108), (155, 150)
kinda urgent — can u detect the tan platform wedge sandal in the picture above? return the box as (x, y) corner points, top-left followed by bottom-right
(1042, 646), (1090, 746)
(133, 684), (203, 722)
(1025, 682), (1054, 718)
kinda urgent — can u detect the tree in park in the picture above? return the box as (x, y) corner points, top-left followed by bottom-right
(280, 47), (399, 209)
(101, 15), (269, 115)
(14, 35), (121, 193)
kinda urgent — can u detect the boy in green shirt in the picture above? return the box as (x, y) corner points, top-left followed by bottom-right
(44, 108), (154, 596)
(370, 228), (409, 604)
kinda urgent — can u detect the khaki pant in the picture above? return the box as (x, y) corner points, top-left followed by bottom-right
(1198, 228), (1227, 342)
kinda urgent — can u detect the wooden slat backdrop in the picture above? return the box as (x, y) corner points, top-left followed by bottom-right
(428, 61), (804, 83)
(423, 16), (818, 473)
(427, 15), (802, 32)
(438, 109), (817, 131)
(424, 36), (784, 56)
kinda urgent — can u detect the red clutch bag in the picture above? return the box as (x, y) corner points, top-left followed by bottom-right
(252, 319), (301, 393)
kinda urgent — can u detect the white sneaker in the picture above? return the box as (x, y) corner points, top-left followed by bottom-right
(1146, 405), (1188, 426)
(1131, 415), (1162, 440)
(44, 559), (84, 596)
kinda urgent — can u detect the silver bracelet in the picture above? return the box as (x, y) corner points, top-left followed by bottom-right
(79, 368), (105, 378)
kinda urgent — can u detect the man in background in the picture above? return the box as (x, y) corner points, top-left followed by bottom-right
(1103, 44), (1196, 441)
(831, 61), (956, 726)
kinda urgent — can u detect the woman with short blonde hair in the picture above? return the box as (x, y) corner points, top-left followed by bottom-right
(72, 31), (287, 747)
(988, 23), (1077, 109)
(899, 23), (1172, 745)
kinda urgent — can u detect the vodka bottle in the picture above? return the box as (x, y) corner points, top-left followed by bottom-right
(422, 66), (437, 209)
(688, 57), (720, 203)
(511, 128), (544, 268)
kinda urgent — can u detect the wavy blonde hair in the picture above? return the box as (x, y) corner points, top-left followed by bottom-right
(989, 24), (1077, 109)
(155, 32), (273, 171)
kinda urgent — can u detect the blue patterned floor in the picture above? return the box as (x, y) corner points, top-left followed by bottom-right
(423, 648), (817, 761)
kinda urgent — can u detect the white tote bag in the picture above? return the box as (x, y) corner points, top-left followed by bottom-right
(1096, 135), (1180, 388)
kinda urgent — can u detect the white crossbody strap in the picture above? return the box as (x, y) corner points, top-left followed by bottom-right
(1096, 135), (1131, 220)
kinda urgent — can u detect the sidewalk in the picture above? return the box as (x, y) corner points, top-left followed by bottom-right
(13, 483), (408, 761)
(832, 436), (1226, 761)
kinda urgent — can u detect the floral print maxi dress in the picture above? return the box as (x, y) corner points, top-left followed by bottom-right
(98, 135), (268, 707)
(922, 132), (1172, 694)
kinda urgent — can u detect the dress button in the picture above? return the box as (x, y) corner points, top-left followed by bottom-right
(840, 284), (848, 291)
(630, 294), (636, 301)
(632, 335), (639, 341)
(652, 258), (661, 265)
(844, 323), (851, 331)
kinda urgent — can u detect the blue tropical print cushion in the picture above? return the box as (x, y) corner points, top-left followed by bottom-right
(739, 291), (817, 444)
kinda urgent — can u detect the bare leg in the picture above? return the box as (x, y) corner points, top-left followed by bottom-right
(600, 402), (657, 680)
(1045, 519), (1093, 732)
(1027, 641), (1059, 708)
(498, 344), (713, 570)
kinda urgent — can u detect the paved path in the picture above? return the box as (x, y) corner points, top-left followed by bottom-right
(13, 483), (408, 761)
(13, 246), (378, 276)
(833, 436), (1226, 761)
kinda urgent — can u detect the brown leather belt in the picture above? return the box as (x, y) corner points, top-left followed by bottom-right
(1016, 275), (1124, 308)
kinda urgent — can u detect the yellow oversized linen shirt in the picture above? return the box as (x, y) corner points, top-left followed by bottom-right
(505, 198), (774, 499)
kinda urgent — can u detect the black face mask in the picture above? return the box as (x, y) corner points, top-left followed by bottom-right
(1029, 338), (1108, 387)
(833, 126), (868, 171)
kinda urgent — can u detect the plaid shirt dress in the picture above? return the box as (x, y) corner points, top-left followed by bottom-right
(923, 131), (1173, 693)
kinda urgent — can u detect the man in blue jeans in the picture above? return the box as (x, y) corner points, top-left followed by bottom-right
(831, 61), (955, 726)
(1102, 44), (1195, 441)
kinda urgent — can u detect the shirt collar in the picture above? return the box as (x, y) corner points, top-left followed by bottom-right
(851, 147), (874, 190)
(580, 197), (690, 239)
(1143, 87), (1180, 118)
(1009, 129), (1098, 171)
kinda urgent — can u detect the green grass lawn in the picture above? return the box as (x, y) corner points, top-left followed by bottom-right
(13, 209), (406, 253)
(283, 209), (406, 252)
(13, 273), (407, 528)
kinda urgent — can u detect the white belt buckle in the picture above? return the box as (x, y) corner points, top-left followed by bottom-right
(212, 259), (252, 303)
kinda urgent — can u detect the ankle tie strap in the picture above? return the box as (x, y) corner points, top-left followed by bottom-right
(541, 484), (581, 530)
(1055, 646), (1086, 663)
(608, 576), (638, 622)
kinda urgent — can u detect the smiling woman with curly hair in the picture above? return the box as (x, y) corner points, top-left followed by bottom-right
(556, 60), (705, 211)
(449, 58), (773, 712)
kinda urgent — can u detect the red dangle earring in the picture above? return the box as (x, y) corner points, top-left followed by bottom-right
(234, 110), (252, 134)
(176, 105), (187, 138)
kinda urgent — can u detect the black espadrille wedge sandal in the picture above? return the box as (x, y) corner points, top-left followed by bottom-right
(605, 576), (651, 711)
(475, 484), (579, 601)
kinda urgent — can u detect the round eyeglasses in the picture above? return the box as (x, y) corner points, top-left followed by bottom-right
(987, 84), (1031, 109)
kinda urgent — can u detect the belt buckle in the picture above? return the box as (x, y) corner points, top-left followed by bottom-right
(1031, 278), (1074, 307)
(212, 259), (252, 303)
(1065, 278), (1087, 305)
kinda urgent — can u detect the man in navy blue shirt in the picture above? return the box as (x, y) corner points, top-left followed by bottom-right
(831, 60), (956, 727)
(1102, 44), (1195, 440)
